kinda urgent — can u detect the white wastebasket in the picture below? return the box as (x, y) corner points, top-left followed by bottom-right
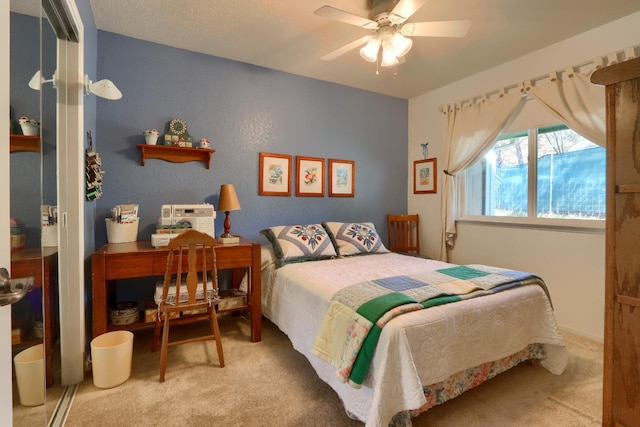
(90, 330), (134, 389)
(13, 344), (45, 406)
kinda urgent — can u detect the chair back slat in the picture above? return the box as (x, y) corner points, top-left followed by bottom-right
(176, 248), (183, 303)
(185, 242), (198, 304)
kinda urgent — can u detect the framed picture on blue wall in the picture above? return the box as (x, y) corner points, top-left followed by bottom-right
(329, 159), (355, 197)
(259, 152), (292, 196)
(296, 156), (325, 197)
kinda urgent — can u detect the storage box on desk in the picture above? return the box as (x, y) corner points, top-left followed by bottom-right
(177, 290), (246, 316)
(42, 224), (58, 247)
(218, 289), (247, 311)
(105, 218), (139, 243)
(143, 302), (179, 323)
(181, 307), (208, 317)
(11, 328), (25, 345)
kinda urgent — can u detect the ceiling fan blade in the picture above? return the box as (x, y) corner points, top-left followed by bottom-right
(389, 0), (431, 25)
(401, 20), (472, 38)
(314, 5), (378, 29)
(320, 35), (374, 61)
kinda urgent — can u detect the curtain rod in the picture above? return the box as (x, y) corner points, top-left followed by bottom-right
(439, 44), (638, 112)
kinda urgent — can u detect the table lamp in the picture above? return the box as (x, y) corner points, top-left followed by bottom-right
(217, 184), (241, 244)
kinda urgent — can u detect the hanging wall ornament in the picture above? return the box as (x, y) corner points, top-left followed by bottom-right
(86, 131), (105, 201)
(421, 142), (429, 159)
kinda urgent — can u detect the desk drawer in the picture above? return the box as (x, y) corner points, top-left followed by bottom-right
(11, 261), (44, 287)
(104, 253), (162, 280)
(216, 245), (252, 269)
(149, 246), (252, 272)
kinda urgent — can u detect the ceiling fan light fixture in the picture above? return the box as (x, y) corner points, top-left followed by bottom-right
(390, 31), (412, 57)
(380, 43), (399, 67)
(360, 38), (381, 62)
(315, 2), (472, 74)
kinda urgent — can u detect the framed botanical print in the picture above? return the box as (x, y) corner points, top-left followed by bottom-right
(414, 158), (437, 194)
(259, 152), (292, 196)
(329, 159), (355, 197)
(296, 156), (325, 197)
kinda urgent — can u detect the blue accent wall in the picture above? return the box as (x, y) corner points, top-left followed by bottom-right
(79, 0), (98, 255)
(94, 32), (408, 247)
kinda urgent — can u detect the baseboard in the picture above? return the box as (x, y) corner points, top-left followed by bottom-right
(559, 326), (604, 343)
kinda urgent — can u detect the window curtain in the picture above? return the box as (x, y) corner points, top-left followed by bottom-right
(438, 48), (637, 261)
(439, 91), (526, 261)
(525, 62), (606, 147)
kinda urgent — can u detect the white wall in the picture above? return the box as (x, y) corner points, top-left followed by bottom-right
(408, 11), (640, 341)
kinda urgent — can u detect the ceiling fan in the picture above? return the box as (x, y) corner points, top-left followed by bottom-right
(314, 0), (471, 70)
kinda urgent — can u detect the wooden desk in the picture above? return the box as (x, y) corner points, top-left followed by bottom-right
(11, 247), (58, 387)
(91, 238), (261, 342)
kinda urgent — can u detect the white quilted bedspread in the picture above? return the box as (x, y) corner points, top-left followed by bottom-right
(260, 250), (567, 427)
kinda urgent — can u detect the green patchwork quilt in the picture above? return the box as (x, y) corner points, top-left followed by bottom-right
(311, 264), (551, 387)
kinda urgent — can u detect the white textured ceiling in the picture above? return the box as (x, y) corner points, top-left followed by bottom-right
(14, 0), (640, 99)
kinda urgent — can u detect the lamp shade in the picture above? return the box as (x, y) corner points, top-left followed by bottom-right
(87, 79), (123, 100)
(28, 70), (55, 90)
(360, 38), (381, 62)
(218, 184), (241, 211)
(28, 70), (43, 90)
(390, 32), (412, 57)
(380, 43), (399, 67)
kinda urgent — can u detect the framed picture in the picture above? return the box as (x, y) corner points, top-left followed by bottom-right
(329, 159), (355, 197)
(414, 158), (437, 194)
(259, 152), (292, 196)
(296, 156), (325, 197)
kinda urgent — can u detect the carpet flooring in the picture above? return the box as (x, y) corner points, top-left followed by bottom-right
(56, 314), (603, 426)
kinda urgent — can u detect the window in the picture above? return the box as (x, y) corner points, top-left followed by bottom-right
(461, 124), (605, 224)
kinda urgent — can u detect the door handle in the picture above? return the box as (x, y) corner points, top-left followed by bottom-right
(0, 267), (34, 306)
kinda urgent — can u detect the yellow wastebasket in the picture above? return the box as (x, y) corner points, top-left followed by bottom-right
(13, 344), (45, 406)
(90, 330), (134, 389)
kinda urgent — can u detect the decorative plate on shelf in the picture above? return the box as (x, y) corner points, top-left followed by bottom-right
(169, 118), (187, 135)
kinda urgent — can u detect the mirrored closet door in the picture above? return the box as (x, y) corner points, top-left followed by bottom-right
(10, 0), (61, 424)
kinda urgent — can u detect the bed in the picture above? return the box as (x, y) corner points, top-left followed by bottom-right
(258, 222), (568, 427)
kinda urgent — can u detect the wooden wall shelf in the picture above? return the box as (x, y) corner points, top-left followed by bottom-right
(10, 134), (40, 153)
(136, 144), (215, 169)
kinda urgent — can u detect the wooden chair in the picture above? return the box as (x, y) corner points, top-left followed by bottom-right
(387, 214), (421, 256)
(151, 229), (225, 382)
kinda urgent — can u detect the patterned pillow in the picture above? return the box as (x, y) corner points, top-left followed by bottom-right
(260, 224), (337, 268)
(322, 222), (389, 257)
